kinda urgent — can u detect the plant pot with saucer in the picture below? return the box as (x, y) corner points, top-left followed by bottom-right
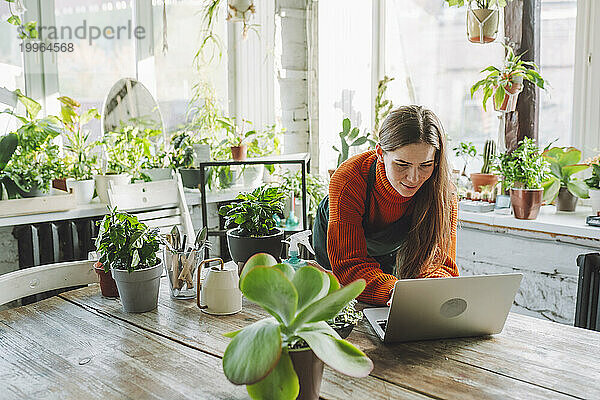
(222, 255), (373, 400)
(95, 208), (163, 313)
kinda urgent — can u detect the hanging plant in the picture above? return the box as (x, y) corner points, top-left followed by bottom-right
(445, 0), (513, 44)
(3, 0), (38, 39)
(226, 0), (256, 38)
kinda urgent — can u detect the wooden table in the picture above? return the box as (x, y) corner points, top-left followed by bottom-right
(1, 279), (598, 400)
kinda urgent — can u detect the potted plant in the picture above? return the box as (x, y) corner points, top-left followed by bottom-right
(470, 139), (499, 192)
(445, 0), (513, 44)
(222, 254), (373, 400)
(453, 141), (477, 179)
(95, 208), (162, 312)
(217, 117), (256, 161)
(56, 96), (100, 204)
(140, 138), (172, 182)
(471, 43), (546, 113)
(585, 155), (600, 215)
(326, 299), (363, 339)
(93, 260), (119, 298)
(2, 91), (63, 198)
(332, 118), (376, 174)
(494, 137), (549, 220)
(219, 185), (286, 267)
(541, 147), (589, 212)
(279, 170), (328, 228)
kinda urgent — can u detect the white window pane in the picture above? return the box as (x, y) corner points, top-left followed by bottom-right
(55, 0), (136, 138)
(152, 0), (228, 132)
(539, 0), (577, 148)
(385, 0), (503, 173)
(318, 0), (372, 173)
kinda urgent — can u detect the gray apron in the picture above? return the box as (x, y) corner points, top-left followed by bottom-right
(313, 161), (411, 275)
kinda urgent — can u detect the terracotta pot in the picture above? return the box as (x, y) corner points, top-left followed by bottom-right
(230, 145), (247, 161)
(510, 188), (543, 220)
(94, 265), (119, 298)
(289, 348), (324, 400)
(52, 178), (68, 192)
(467, 8), (499, 43)
(494, 77), (523, 113)
(557, 186), (578, 212)
(470, 173), (499, 192)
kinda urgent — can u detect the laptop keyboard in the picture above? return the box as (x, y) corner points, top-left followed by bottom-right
(377, 319), (387, 331)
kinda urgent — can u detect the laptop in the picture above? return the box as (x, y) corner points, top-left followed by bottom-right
(363, 273), (523, 343)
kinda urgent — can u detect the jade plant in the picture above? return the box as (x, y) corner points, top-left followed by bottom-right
(541, 147), (589, 202)
(222, 254), (373, 400)
(95, 208), (161, 273)
(493, 137), (549, 190)
(219, 185), (286, 237)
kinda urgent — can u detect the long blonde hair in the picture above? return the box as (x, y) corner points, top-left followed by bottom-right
(378, 105), (453, 279)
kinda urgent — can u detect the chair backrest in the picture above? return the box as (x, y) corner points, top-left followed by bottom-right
(575, 253), (600, 331)
(0, 260), (97, 306)
(107, 172), (195, 240)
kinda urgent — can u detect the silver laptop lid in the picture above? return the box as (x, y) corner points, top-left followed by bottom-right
(364, 273), (522, 343)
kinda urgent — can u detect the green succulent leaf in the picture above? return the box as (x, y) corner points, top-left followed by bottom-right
(241, 266), (298, 326)
(567, 180), (589, 199)
(292, 266), (325, 312)
(223, 318), (282, 385)
(297, 331), (373, 378)
(289, 279), (366, 331)
(273, 262), (295, 281)
(542, 177), (560, 202)
(0, 133), (18, 170)
(246, 350), (299, 400)
(562, 164), (589, 179)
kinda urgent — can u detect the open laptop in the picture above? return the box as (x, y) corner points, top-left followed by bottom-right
(363, 273), (522, 343)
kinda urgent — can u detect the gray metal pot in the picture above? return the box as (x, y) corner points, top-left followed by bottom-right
(111, 261), (162, 313)
(557, 186), (578, 212)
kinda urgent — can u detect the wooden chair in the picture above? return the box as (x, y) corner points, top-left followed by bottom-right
(0, 260), (96, 306)
(575, 253), (600, 331)
(107, 172), (195, 240)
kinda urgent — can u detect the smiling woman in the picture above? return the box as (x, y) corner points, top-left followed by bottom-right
(312, 105), (458, 305)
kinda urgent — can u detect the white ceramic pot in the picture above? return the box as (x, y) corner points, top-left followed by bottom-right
(66, 178), (95, 204)
(589, 188), (600, 215)
(94, 174), (130, 204)
(198, 260), (242, 315)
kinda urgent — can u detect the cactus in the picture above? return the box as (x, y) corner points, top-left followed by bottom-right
(333, 118), (376, 168)
(481, 139), (497, 174)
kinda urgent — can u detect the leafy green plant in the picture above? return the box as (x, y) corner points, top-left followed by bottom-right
(493, 137), (549, 190)
(95, 207), (161, 273)
(219, 185), (286, 237)
(0, 133), (19, 199)
(169, 130), (195, 169)
(217, 117), (256, 148)
(2, 89), (62, 194)
(57, 96), (100, 181)
(326, 299), (363, 328)
(444, 0), (512, 8)
(279, 170), (328, 222)
(3, 0), (38, 39)
(471, 43), (546, 112)
(373, 75), (394, 137)
(541, 147), (589, 202)
(453, 141), (477, 177)
(222, 256), (373, 400)
(334, 118), (376, 168)
(101, 125), (161, 179)
(585, 157), (600, 190)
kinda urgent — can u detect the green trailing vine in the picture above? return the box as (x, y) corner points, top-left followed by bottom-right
(3, 0), (38, 39)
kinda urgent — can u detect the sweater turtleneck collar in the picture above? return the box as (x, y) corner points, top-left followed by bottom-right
(374, 158), (414, 204)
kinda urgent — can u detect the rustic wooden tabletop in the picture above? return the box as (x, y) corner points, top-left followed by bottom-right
(0, 278), (598, 400)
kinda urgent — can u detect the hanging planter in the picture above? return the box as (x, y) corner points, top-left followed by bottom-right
(467, 1), (499, 44)
(493, 75), (523, 113)
(227, 0), (255, 37)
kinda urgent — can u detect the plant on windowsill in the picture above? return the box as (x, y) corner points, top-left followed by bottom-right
(222, 254), (373, 400)
(217, 117), (256, 161)
(471, 43), (546, 113)
(56, 96), (100, 204)
(1, 90), (63, 198)
(0, 133), (18, 200)
(219, 185), (286, 267)
(493, 137), (550, 220)
(332, 118), (377, 174)
(95, 207), (162, 312)
(453, 141), (477, 178)
(444, 0), (513, 44)
(541, 147), (589, 212)
(470, 139), (499, 192)
(584, 154), (600, 215)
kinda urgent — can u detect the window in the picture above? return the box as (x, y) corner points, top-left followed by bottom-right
(318, 0), (372, 173)
(0, 1), (25, 133)
(385, 0), (504, 172)
(539, 0), (578, 148)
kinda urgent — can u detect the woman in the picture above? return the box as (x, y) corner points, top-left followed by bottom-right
(313, 105), (458, 305)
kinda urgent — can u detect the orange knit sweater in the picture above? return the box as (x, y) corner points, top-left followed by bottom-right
(327, 150), (459, 305)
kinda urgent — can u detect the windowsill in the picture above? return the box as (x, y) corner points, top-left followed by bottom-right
(459, 205), (600, 240)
